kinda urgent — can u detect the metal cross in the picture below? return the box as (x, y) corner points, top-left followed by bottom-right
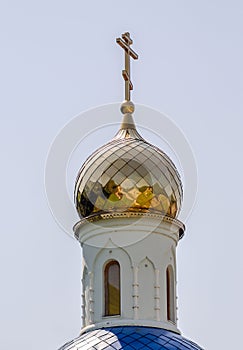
(116, 32), (138, 101)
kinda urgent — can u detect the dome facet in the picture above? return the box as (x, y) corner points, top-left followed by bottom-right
(59, 326), (203, 350)
(75, 115), (183, 220)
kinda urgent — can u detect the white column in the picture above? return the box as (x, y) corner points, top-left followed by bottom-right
(132, 266), (139, 319)
(89, 272), (94, 323)
(81, 290), (85, 326)
(154, 269), (160, 321)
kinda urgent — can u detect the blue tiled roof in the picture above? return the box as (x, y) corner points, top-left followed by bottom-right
(58, 326), (204, 350)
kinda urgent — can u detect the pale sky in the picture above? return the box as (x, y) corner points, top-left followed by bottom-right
(1, 1), (243, 349)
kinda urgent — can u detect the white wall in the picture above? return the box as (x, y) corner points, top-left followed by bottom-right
(76, 215), (184, 334)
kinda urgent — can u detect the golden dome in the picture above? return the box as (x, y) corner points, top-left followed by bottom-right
(74, 113), (183, 220)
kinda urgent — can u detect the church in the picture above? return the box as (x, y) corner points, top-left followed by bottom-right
(58, 32), (204, 350)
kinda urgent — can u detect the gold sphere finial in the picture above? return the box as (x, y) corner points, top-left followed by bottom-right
(120, 100), (135, 114)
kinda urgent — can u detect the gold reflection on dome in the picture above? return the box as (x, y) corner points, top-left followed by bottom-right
(75, 138), (182, 219)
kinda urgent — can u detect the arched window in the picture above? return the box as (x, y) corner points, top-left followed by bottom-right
(166, 265), (175, 323)
(104, 260), (120, 316)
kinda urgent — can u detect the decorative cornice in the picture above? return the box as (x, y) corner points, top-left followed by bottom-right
(74, 211), (185, 240)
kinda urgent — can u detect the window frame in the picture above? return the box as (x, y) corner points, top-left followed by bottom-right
(104, 260), (121, 317)
(166, 265), (175, 323)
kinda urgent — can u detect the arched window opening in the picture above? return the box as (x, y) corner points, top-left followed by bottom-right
(166, 265), (175, 323)
(104, 260), (120, 316)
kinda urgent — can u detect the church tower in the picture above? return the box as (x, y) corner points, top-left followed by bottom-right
(59, 33), (203, 350)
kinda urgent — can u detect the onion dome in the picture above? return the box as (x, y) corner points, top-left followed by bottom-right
(74, 101), (183, 221)
(59, 326), (203, 350)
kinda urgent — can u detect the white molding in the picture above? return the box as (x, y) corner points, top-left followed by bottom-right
(79, 319), (180, 335)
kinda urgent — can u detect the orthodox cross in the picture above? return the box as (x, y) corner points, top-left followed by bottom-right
(116, 32), (138, 101)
